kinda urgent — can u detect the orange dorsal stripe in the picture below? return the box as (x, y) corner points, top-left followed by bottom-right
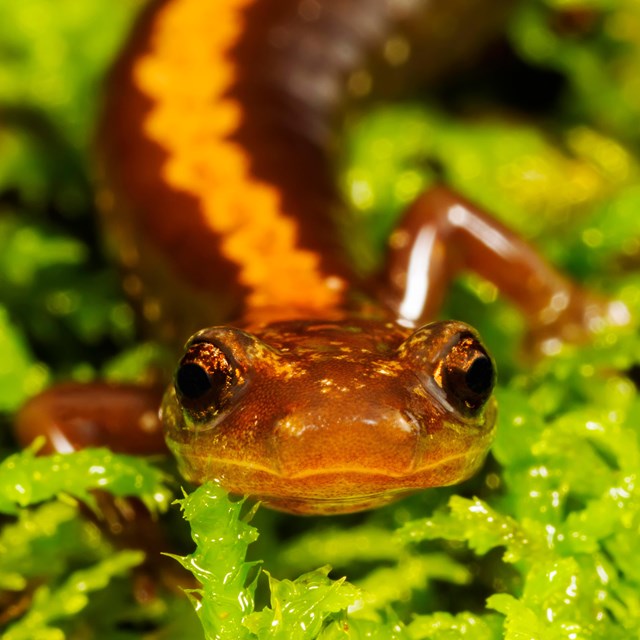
(134, 0), (345, 312)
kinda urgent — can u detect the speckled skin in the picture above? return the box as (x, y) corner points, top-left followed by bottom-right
(163, 320), (496, 514)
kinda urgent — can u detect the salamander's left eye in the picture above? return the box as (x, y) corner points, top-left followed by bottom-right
(439, 335), (496, 416)
(175, 341), (237, 413)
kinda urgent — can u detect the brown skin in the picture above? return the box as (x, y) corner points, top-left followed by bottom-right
(15, 383), (165, 455)
(379, 186), (627, 354)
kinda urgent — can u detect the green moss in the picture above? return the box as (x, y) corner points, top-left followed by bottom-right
(1, 0), (640, 638)
(4, 551), (146, 640)
(0, 443), (172, 514)
(172, 486), (259, 639)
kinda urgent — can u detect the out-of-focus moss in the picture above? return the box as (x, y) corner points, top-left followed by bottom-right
(0, 0), (144, 150)
(4, 550), (145, 640)
(509, 0), (640, 141)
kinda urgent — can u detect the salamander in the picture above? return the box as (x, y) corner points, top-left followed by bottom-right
(15, 0), (628, 515)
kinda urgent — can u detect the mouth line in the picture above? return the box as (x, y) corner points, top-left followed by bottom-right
(167, 441), (494, 481)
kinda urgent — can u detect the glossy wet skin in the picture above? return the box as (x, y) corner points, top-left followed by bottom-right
(14, 0), (623, 518)
(163, 318), (496, 514)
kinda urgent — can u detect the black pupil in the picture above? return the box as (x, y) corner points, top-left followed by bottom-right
(176, 363), (213, 400)
(465, 356), (494, 394)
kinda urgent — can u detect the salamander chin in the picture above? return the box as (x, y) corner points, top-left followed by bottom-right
(162, 318), (497, 514)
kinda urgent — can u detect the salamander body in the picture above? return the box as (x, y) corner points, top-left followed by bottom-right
(18, 0), (619, 515)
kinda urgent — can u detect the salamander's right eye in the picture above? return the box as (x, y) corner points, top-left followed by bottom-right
(437, 333), (495, 417)
(175, 341), (237, 414)
(398, 320), (496, 419)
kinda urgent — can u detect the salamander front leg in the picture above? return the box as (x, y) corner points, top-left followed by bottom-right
(14, 382), (166, 455)
(380, 185), (630, 353)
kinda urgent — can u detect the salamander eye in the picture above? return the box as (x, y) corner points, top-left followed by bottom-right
(175, 341), (238, 414)
(438, 334), (496, 416)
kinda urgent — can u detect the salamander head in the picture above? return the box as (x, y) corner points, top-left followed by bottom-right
(162, 319), (497, 515)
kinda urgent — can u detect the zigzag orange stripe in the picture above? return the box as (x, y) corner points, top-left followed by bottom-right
(134, 0), (344, 312)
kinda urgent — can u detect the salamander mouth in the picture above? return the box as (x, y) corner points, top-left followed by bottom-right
(163, 385), (497, 515)
(166, 430), (495, 515)
(166, 441), (493, 480)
